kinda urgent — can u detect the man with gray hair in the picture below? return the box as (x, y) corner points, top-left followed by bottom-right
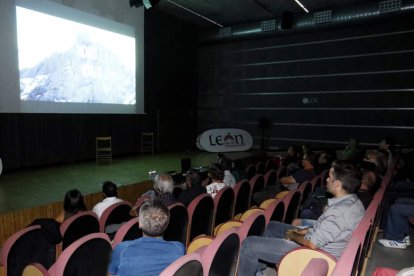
(108, 199), (185, 276)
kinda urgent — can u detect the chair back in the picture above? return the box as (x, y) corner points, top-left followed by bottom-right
(201, 229), (240, 276)
(263, 199), (285, 224)
(99, 201), (132, 232)
(111, 217), (142, 249)
(187, 194), (214, 246)
(233, 180), (252, 217)
(264, 169), (277, 187)
(60, 211), (100, 250)
(265, 159), (277, 173)
(276, 165), (287, 180)
(245, 164), (256, 180)
(160, 253), (203, 276)
(49, 233), (112, 276)
(0, 225), (56, 276)
(282, 190), (302, 224)
(249, 174), (265, 206)
(255, 161), (266, 175)
(297, 181), (312, 210)
(213, 187), (235, 228)
(237, 211), (266, 243)
(300, 258), (329, 276)
(165, 203), (189, 245)
(278, 247), (336, 276)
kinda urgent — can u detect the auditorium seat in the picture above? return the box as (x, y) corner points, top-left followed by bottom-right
(111, 217), (142, 249)
(282, 190), (302, 224)
(213, 187), (235, 229)
(249, 174), (265, 206)
(0, 225), (56, 276)
(244, 163), (256, 180)
(60, 211), (100, 251)
(237, 211), (266, 243)
(233, 179), (251, 218)
(187, 194), (214, 247)
(264, 169), (277, 187)
(265, 158), (277, 173)
(255, 161), (266, 175)
(263, 198), (285, 224)
(99, 201), (132, 234)
(159, 253), (203, 276)
(164, 203), (188, 245)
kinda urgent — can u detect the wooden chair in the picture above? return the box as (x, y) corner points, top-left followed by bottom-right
(96, 136), (112, 165)
(141, 132), (154, 154)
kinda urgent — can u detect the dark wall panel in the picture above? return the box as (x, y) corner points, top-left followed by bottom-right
(197, 13), (414, 150)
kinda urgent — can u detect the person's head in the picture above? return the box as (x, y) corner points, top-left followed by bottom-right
(217, 153), (226, 164)
(364, 149), (387, 173)
(302, 144), (312, 155)
(302, 151), (318, 169)
(185, 169), (202, 188)
(318, 149), (337, 166)
(360, 169), (377, 190)
(327, 160), (361, 196)
(348, 138), (359, 148)
(208, 163), (224, 182)
(63, 189), (87, 214)
(379, 137), (395, 151)
(102, 181), (117, 198)
(154, 174), (174, 194)
(138, 199), (170, 237)
(287, 145), (299, 157)
(219, 157), (233, 171)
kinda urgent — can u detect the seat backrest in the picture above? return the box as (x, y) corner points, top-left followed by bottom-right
(187, 194), (214, 246)
(111, 217), (142, 249)
(0, 225), (56, 276)
(263, 199), (285, 224)
(245, 164), (256, 180)
(233, 180), (252, 216)
(237, 211), (266, 243)
(297, 181), (312, 210)
(249, 174), (265, 206)
(264, 169), (277, 187)
(201, 228), (240, 276)
(283, 190), (302, 224)
(255, 161), (266, 175)
(213, 187), (235, 228)
(60, 211), (100, 250)
(164, 203), (189, 245)
(99, 201), (132, 232)
(300, 258), (329, 276)
(265, 159), (277, 173)
(160, 253), (203, 276)
(278, 247), (337, 276)
(276, 165), (287, 180)
(49, 233), (112, 276)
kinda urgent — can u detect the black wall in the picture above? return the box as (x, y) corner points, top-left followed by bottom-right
(197, 13), (414, 150)
(0, 9), (198, 170)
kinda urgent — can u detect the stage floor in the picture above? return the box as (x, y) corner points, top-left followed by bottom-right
(0, 151), (257, 214)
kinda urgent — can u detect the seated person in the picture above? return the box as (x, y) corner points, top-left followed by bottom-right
(378, 197), (414, 249)
(253, 152), (317, 205)
(178, 169), (207, 206)
(317, 149), (337, 172)
(55, 189), (87, 223)
(356, 169), (377, 209)
(232, 159), (247, 182)
(109, 199), (185, 276)
(92, 181), (123, 219)
(283, 145), (301, 174)
(238, 160), (365, 276)
(220, 157), (236, 188)
(206, 163), (225, 198)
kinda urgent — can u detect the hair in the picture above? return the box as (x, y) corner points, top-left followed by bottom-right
(138, 199), (170, 237)
(320, 149), (337, 164)
(208, 163), (224, 181)
(186, 169), (201, 187)
(381, 137), (395, 149)
(219, 157), (233, 171)
(102, 181), (117, 197)
(63, 189), (87, 215)
(331, 160), (361, 194)
(304, 151), (318, 167)
(361, 169), (377, 190)
(154, 174), (174, 194)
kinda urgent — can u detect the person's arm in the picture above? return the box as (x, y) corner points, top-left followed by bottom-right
(286, 229), (317, 249)
(280, 176), (296, 185)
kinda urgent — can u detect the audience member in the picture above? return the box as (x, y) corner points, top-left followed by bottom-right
(356, 169), (377, 209)
(238, 160), (364, 276)
(284, 145), (301, 174)
(340, 138), (361, 161)
(206, 163), (225, 198)
(317, 149), (337, 172)
(92, 181), (123, 218)
(177, 169), (207, 206)
(378, 197), (414, 249)
(232, 159), (247, 182)
(54, 189), (87, 223)
(364, 149), (388, 176)
(220, 157), (236, 188)
(253, 152), (317, 205)
(109, 199), (185, 276)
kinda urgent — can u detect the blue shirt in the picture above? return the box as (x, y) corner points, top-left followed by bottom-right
(108, 237), (185, 276)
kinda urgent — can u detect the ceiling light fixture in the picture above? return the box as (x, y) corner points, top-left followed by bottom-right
(293, 0), (309, 13)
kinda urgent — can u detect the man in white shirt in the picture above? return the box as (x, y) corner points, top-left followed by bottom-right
(92, 181), (123, 218)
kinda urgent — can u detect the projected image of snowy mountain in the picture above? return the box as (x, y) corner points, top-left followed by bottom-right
(16, 6), (136, 105)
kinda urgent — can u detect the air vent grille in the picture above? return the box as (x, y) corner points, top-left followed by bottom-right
(314, 10), (332, 24)
(379, 0), (401, 13)
(218, 27), (232, 37)
(261, 20), (276, 32)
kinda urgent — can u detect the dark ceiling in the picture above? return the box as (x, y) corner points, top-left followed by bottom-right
(146, 0), (375, 28)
